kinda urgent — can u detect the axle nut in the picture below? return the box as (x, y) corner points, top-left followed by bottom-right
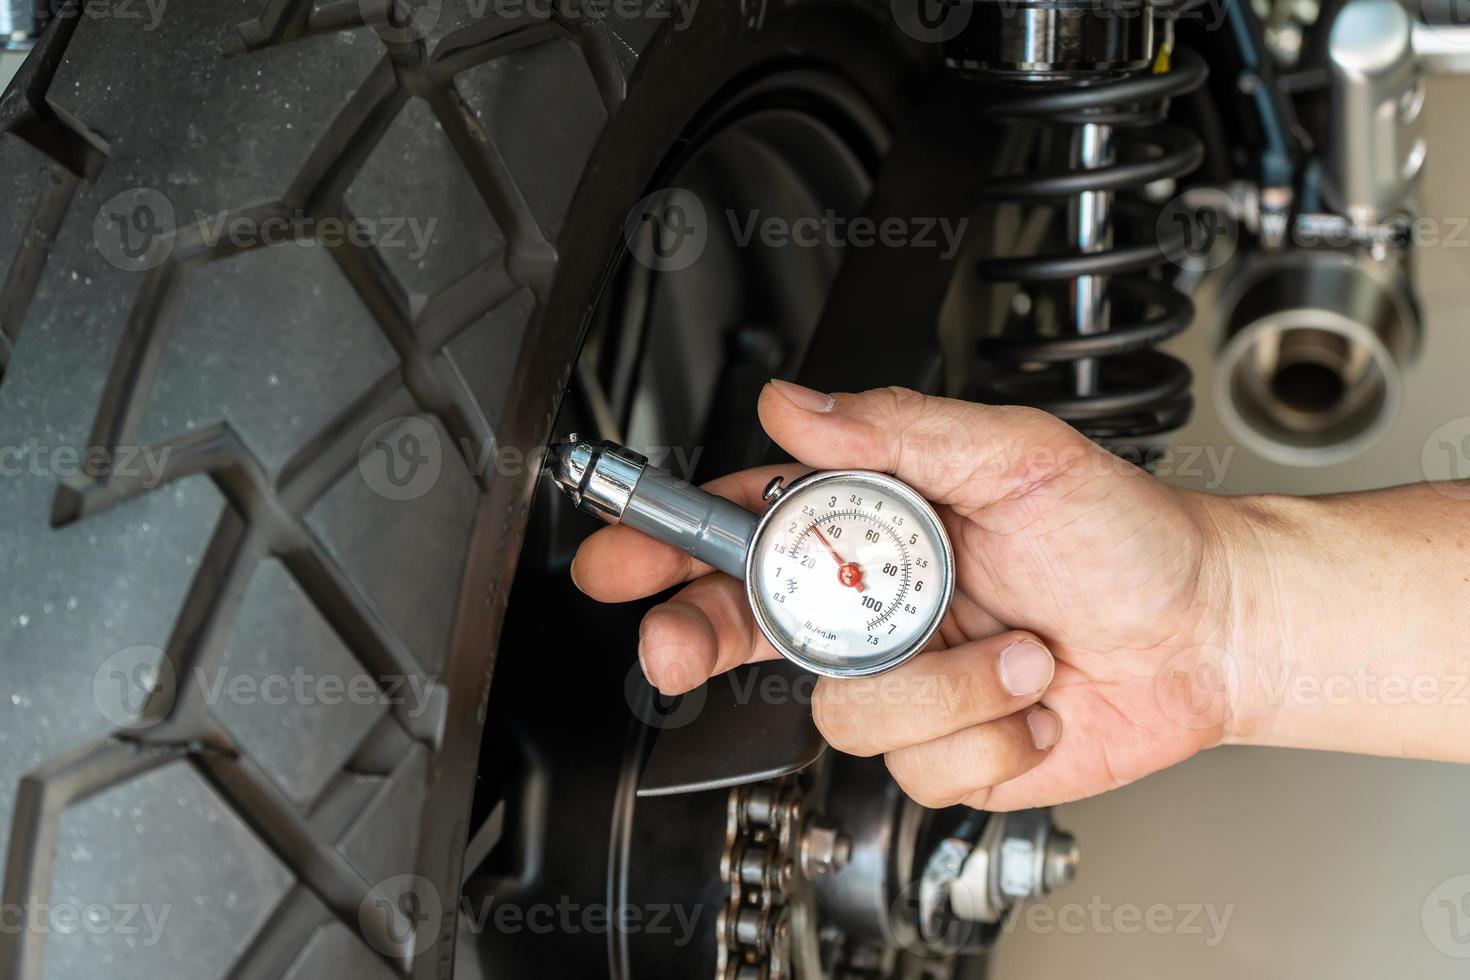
(799, 821), (853, 879)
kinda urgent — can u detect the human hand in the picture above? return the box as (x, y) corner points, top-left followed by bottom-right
(571, 382), (1246, 810)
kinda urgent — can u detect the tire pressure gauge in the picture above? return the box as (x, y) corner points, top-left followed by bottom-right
(548, 436), (954, 677)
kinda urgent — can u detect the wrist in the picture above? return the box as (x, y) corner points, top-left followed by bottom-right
(1186, 490), (1299, 747)
(1186, 484), (1470, 762)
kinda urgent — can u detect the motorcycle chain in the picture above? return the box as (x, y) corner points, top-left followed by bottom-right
(717, 778), (802, 980)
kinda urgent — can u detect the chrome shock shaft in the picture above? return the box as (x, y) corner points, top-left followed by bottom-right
(1070, 121), (1115, 398)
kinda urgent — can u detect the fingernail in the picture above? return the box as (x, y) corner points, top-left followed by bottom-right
(999, 639), (1054, 697)
(1026, 707), (1061, 750)
(636, 633), (661, 686)
(639, 613), (688, 694)
(569, 553), (587, 594)
(640, 640), (699, 695)
(770, 378), (836, 413)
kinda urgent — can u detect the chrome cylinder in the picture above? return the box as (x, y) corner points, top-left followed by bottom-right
(942, 0), (1155, 78)
(1323, 0), (1425, 225)
(1214, 254), (1417, 466)
(1070, 121), (1115, 396)
(547, 435), (758, 579)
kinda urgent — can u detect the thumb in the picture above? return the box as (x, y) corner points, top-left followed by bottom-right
(759, 381), (1096, 514)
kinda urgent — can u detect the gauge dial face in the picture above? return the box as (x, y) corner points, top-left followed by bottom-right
(745, 471), (954, 677)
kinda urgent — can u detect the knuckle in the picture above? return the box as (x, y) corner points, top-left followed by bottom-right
(944, 665), (992, 721)
(959, 786), (994, 811)
(1000, 404), (1062, 432)
(893, 398), (975, 492)
(877, 385), (924, 415)
(876, 388), (923, 471)
(994, 404), (1069, 443)
(884, 751), (962, 809)
(1001, 406), (1078, 459)
(995, 416), (1099, 499)
(889, 665), (954, 723)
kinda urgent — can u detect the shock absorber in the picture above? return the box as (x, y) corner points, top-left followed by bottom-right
(944, 0), (1208, 441)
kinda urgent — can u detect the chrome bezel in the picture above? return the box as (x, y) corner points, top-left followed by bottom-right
(743, 469), (955, 678)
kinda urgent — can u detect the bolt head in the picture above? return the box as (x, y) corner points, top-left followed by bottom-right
(1043, 829), (1080, 891)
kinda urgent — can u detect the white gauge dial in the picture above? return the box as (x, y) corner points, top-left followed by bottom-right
(745, 471), (954, 677)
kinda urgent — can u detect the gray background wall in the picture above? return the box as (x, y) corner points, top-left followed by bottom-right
(992, 71), (1470, 979)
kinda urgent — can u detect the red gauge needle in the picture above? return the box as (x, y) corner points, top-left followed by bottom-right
(811, 526), (864, 593)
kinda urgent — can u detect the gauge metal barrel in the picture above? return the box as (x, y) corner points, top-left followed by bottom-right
(546, 436), (758, 579)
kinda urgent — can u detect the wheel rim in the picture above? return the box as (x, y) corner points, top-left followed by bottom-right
(575, 69), (889, 475)
(467, 67), (898, 980)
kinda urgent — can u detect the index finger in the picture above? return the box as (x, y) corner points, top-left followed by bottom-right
(758, 382), (1099, 515)
(570, 463), (808, 603)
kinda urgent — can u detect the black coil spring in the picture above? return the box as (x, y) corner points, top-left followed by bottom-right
(972, 47), (1209, 441)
